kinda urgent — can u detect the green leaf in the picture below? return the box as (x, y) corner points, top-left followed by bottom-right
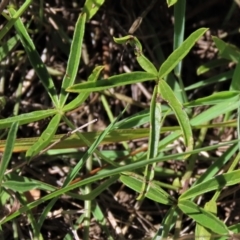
(0, 109), (57, 129)
(0, 122), (19, 189)
(195, 200), (218, 240)
(63, 66), (104, 112)
(66, 72), (156, 93)
(113, 35), (136, 45)
(6, 173), (55, 192)
(0, 0), (31, 41)
(91, 201), (114, 239)
(159, 28), (208, 78)
(180, 169), (240, 200)
(212, 36), (240, 62)
(87, 65), (104, 82)
(0, 140), (236, 224)
(59, 13), (86, 107)
(121, 173), (175, 205)
(190, 100), (239, 126)
(158, 206), (178, 239)
(8, 7), (59, 107)
(195, 144), (238, 186)
(106, 35), (157, 75)
(197, 59), (230, 76)
(137, 85), (161, 200)
(26, 113), (62, 158)
(178, 200), (229, 235)
(185, 91), (240, 107)
(173, 0), (186, 77)
(230, 57), (240, 91)
(115, 109), (150, 128)
(117, 35), (158, 75)
(2, 181), (40, 192)
(0, 36), (19, 61)
(114, 35), (142, 52)
(185, 70), (234, 91)
(75, 176), (119, 200)
(158, 80), (193, 152)
(167, 0), (178, 7)
(83, 0), (105, 21)
(136, 53), (158, 76)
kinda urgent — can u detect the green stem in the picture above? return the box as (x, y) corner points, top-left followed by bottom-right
(83, 113), (94, 240)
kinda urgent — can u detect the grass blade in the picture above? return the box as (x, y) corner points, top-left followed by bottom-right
(1, 140), (237, 224)
(173, 0), (186, 77)
(0, 121), (19, 190)
(63, 111), (125, 186)
(8, 7), (59, 107)
(180, 169), (240, 200)
(121, 173), (175, 205)
(59, 13), (86, 107)
(0, 0), (32, 41)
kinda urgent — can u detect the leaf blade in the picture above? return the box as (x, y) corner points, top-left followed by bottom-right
(159, 28), (208, 78)
(26, 114), (62, 158)
(67, 72), (156, 93)
(59, 13), (86, 107)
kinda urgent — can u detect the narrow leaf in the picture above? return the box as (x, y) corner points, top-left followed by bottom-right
(137, 85), (161, 199)
(0, 141), (236, 224)
(0, 128), (150, 153)
(59, 13), (86, 107)
(0, 0), (31, 41)
(159, 28), (208, 78)
(0, 109), (57, 129)
(159, 80), (193, 152)
(67, 72), (156, 93)
(185, 91), (240, 107)
(63, 110), (125, 185)
(173, 0), (186, 76)
(212, 36), (240, 62)
(190, 100), (239, 126)
(178, 200), (229, 235)
(0, 36), (19, 61)
(136, 53), (158, 76)
(167, 0), (178, 7)
(8, 7), (59, 107)
(83, 0), (105, 21)
(113, 35), (135, 45)
(197, 59), (230, 76)
(124, 36), (158, 75)
(180, 169), (240, 200)
(0, 122), (19, 188)
(121, 173), (175, 205)
(26, 114), (62, 158)
(2, 181), (40, 192)
(195, 200), (218, 240)
(63, 66), (104, 112)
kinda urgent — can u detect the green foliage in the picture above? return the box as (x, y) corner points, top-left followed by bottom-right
(0, 0), (240, 239)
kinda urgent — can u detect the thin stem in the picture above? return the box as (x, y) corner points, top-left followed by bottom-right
(83, 112), (94, 240)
